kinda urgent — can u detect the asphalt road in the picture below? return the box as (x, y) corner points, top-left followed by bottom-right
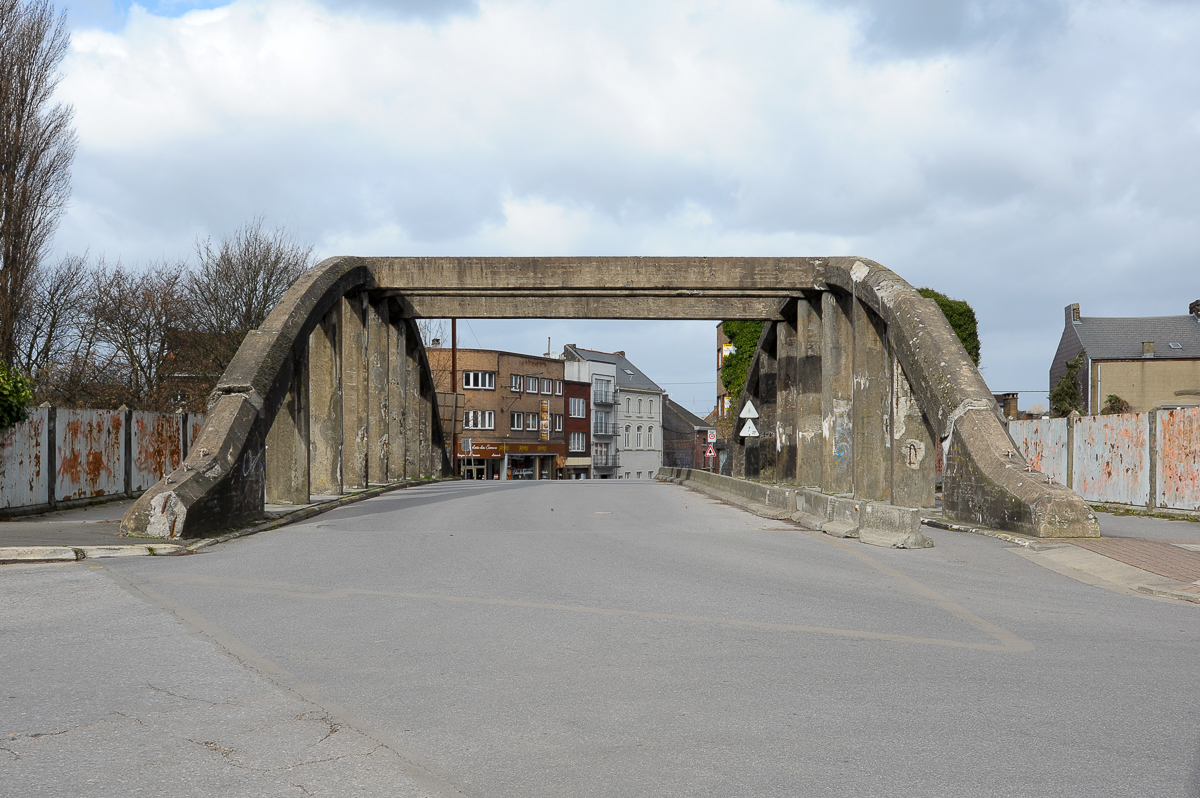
(4, 479), (1199, 797)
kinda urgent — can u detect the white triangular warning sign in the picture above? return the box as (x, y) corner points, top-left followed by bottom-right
(739, 400), (759, 420)
(739, 418), (759, 437)
(704, 445), (716, 457)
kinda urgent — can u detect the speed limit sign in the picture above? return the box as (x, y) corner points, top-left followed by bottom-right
(707, 429), (717, 443)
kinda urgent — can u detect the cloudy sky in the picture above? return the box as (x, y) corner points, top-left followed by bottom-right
(51, 0), (1200, 415)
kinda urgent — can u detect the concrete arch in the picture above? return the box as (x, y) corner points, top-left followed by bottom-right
(122, 254), (1097, 539)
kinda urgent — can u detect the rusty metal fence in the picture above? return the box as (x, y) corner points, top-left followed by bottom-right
(1010, 408), (1200, 511)
(0, 407), (205, 514)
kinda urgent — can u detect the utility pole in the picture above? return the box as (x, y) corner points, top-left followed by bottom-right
(451, 318), (458, 478)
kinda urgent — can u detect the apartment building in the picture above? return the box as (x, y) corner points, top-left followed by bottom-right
(563, 345), (664, 480)
(427, 347), (566, 480)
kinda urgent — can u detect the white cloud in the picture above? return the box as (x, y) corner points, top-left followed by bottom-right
(53, 0), (1200, 404)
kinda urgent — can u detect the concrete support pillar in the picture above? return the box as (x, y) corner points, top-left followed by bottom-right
(776, 309), (799, 483)
(756, 325), (778, 484)
(404, 324), (421, 480)
(821, 290), (854, 494)
(852, 297), (891, 502)
(265, 347), (310, 505)
(367, 299), (390, 484)
(341, 293), (369, 489)
(795, 296), (823, 488)
(387, 315), (407, 481)
(419, 372), (433, 479)
(891, 359), (936, 508)
(309, 307), (342, 495)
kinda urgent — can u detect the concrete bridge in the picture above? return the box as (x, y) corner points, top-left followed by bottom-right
(121, 256), (1099, 539)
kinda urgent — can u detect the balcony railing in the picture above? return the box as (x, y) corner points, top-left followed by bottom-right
(592, 421), (616, 436)
(591, 453), (619, 468)
(592, 389), (615, 405)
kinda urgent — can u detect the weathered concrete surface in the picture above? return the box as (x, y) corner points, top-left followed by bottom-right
(309, 308), (341, 495)
(264, 349), (309, 505)
(858, 502), (932, 549)
(122, 255), (1097, 538)
(657, 467), (793, 520)
(891, 360), (936, 509)
(851, 296), (889, 502)
(821, 291), (854, 495)
(794, 296), (823, 488)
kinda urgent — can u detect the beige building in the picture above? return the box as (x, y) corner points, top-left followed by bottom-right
(1050, 300), (1200, 413)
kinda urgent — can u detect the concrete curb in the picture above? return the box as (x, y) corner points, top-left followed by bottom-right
(1136, 584), (1200, 604)
(659, 468), (933, 549)
(0, 543), (185, 564)
(184, 478), (446, 553)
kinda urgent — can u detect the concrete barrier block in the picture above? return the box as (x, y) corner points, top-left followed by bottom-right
(858, 502), (933, 549)
(820, 497), (861, 538)
(791, 488), (832, 530)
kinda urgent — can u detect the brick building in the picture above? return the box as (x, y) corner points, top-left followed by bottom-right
(563, 379), (591, 478)
(662, 396), (716, 470)
(427, 348), (566, 480)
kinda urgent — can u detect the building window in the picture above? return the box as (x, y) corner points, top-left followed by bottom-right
(554, 414), (563, 432)
(624, 425), (631, 448)
(526, 376), (538, 392)
(526, 412), (538, 430)
(637, 425), (643, 448)
(648, 400), (653, 416)
(625, 397), (631, 414)
(638, 398), (643, 415)
(647, 426), (654, 448)
(555, 380), (563, 395)
(464, 410), (494, 429)
(541, 378), (552, 394)
(510, 413), (523, 430)
(624, 472), (631, 479)
(463, 371), (495, 390)
(637, 471), (642, 479)
(510, 374), (523, 391)
(569, 432), (586, 452)
(569, 397), (587, 417)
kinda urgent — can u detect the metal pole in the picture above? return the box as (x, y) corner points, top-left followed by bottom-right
(451, 318), (458, 477)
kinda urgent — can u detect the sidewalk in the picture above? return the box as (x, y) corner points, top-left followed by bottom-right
(931, 509), (1200, 604)
(0, 481), (435, 564)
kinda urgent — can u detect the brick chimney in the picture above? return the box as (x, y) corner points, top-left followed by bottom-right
(613, 351), (625, 357)
(1190, 299), (1200, 319)
(1065, 303), (1081, 325)
(1143, 341), (1155, 358)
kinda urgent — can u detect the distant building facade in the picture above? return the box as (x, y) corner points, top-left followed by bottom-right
(563, 346), (664, 480)
(427, 347), (566, 479)
(1051, 301), (1200, 414)
(662, 396), (716, 470)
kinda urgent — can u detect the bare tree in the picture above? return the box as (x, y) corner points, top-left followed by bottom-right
(0, 0), (76, 370)
(15, 251), (83, 385)
(93, 259), (189, 408)
(183, 216), (313, 380)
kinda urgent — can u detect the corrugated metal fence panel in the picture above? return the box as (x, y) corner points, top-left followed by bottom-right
(131, 411), (183, 493)
(1071, 413), (1150, 505)
(188, 413), (206, 450)
(1157, 407), (1200, 511)
(56, 408), (125, 500)
(0, 408), (48, 508)
(1009, 418), (1069, 485)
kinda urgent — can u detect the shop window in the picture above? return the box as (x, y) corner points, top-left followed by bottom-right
(463, 371), (495, 390)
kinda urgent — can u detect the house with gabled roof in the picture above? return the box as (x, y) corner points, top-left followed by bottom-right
(1050, 300), (1200, 414)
